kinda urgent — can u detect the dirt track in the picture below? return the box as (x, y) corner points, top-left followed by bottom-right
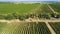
(0, 19), (60, 23)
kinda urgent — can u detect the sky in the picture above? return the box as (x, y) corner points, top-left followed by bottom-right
(0, 0), (59, 2)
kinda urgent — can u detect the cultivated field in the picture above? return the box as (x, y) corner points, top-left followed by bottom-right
(0, 3), (53, 20)
(0, 2), (60, 34)
(0, 22), (51, 34)
(49, 22), (60, 34)
(49, 3), (60, 13)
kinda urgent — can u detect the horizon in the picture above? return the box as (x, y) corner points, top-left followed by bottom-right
(0, 0), (59, 2)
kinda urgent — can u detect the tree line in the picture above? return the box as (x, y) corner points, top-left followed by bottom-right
(0, 12), (60, 20)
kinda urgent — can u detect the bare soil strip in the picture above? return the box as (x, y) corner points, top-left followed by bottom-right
(45, 22), (56, 34)
(0, 19), (60, 23)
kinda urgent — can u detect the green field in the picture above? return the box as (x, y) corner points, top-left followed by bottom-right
(0, 3), (41, 14)
(0, 3), (52, 14)
(0, 2), (60, 19)
(0, 3), (53, 20)
(49, 3), (60, 13)
(0, 22), (51, 34)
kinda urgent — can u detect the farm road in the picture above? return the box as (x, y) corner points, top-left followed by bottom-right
(45, 22), (56, 34)
(0, 18), (60, 23)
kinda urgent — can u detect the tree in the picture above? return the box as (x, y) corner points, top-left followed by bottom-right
(0, 15), (5, 19)
(51, 13), (59, 18)
(5, 14), (15, 20)
(38, 13), (51, 19)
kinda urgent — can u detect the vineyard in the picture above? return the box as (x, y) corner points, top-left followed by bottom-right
(49, 22), (60, 34)
(49, 3), (60, 13)
(0, 22), (51, 34)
